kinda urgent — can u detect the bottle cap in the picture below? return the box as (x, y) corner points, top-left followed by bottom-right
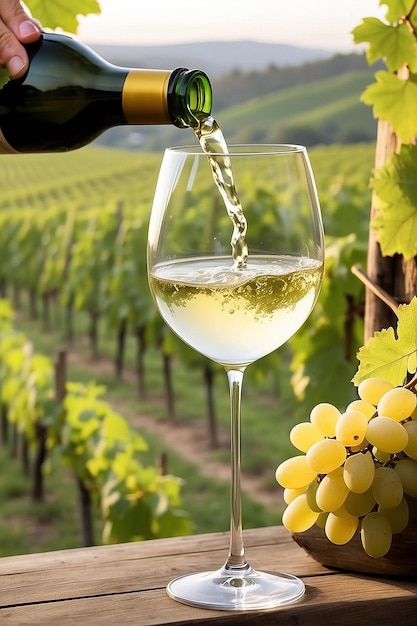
(123, 69), (172, 124)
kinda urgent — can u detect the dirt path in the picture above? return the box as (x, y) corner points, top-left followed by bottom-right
(66, 350), (280, 513)
(133, 412), (279, 511)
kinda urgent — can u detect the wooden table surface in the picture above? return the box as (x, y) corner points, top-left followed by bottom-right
(1, 526), (416, 625)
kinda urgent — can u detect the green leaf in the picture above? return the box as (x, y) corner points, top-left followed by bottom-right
(291, 323), (358, 409)
(86, 454), (109, 477)
(352, 18), (417, 72)
(384, 0), (412, 23)
(371, 144), (417, 259)
(103, 498), (152, 543)
(26, 0), (101, 33)
(361, 71), (417, 143)
(155, 509), (193, 538)
(353, 297), (417, 385)
(102, 413), (130, 443)
(0, 298), (13, 331)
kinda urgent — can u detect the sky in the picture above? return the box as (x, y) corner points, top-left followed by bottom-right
(77, 0), (386, 52)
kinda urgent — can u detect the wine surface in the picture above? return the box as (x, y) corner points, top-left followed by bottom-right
(149, 256), (323, 367)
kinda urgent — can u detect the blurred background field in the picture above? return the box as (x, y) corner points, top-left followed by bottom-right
(0, 7), (380, 553)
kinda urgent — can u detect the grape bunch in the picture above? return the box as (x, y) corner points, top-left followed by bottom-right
(275, 377), (417, 558)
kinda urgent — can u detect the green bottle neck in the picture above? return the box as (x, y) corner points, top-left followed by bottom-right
(167, 68), (212, 128)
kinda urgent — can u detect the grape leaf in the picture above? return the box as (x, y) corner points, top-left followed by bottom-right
(353, 297), (417, 386)
(25, 0), (101, 33)
(361, 71), (417, 143)
(384, 0), (413, 23)
(352, 18), (417, 72)
(371, 144), (417, 260)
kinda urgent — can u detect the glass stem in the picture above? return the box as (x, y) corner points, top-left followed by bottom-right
(224, 367), (249, 572)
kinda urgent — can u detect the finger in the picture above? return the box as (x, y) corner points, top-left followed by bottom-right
(2, 1), (41, 41)
(0, 2), (41, 78)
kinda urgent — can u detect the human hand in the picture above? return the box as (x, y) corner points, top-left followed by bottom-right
(0, 0), (41, 79)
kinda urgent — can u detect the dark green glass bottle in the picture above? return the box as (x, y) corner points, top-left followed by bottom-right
(0, 32), (212, 153)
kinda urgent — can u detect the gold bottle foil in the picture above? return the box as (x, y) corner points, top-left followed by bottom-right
(122, 69), (172, 125)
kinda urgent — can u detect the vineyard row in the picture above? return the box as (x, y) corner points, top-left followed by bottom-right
(0, 144), (375, 417)
(0, 299), (191, 547)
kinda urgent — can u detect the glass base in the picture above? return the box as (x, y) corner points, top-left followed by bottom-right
(166, 564), (305, 611)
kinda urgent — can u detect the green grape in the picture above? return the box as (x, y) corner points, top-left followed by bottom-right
(316, 467), (349, 512)
(316, 511), (328, 529)
(309, 402), (341, 437)
(377, 387), (417, 422)
(306, 438), (347, 474)
(283, 487), (306, 505)
(344, 488), (376, 517)
(378, 497), (409, 534)
(372, 446), (391, 463)
(343, 450), (375, 493)
(346, 399), (376, 420)
(360, 511), (392, 558)
(358, 377), (394, 406)
(404, 420), (417, 460)
(350, 438), (369, 453)
(372, 466), (403, 509)
(290, 421), (324, 453)
(335, 410), (368, 447)
(366, 416), (408, 453)
(325, 509), (358, 545)
(282, 493), (320, 533)
(306, 479), (322, 513)
(394, 457), (417, 497)
(275, 455), (317, 490)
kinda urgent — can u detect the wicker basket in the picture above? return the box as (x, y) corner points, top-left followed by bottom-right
(292, 496), (417, 577)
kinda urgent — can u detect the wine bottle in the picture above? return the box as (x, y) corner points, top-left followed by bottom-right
(0, 32), (212, 153)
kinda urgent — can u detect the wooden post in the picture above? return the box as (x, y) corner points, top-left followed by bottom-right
(136, 325), (147, 398)
(158, 451), (167, 475)
(364, 114), (417, 339)
(114, 202), (128, 380)
(0, 403), (8, 445)
(163, 352), (175, 420)
(115, 318), (127, 380)
(364, 119), (401, 340)
(55, 347), (67, 403)
(55, 347), (94, 546)
(32, 423), (47, 502)
(77, 478), (95, 548)
(32, 348), (67, 503)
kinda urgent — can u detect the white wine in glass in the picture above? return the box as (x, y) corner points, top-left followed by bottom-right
(147, 143), (324, 610)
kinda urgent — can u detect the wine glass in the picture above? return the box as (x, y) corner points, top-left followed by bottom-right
(147, 144), (324, 610)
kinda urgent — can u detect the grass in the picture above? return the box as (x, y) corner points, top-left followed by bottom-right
(0, 443), (100, 556)
(0, 296), (296, 556)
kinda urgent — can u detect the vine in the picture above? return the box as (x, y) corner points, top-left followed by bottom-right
(353, 0), (417, 261)
(0, 301), (192, 545)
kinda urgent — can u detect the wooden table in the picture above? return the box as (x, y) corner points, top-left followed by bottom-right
(1, 526), (416, 625)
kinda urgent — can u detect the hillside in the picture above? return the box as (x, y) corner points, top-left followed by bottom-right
(216, 69), (377, 145)
(89, 40), (333, 79)
(212, 52), (378, 110)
